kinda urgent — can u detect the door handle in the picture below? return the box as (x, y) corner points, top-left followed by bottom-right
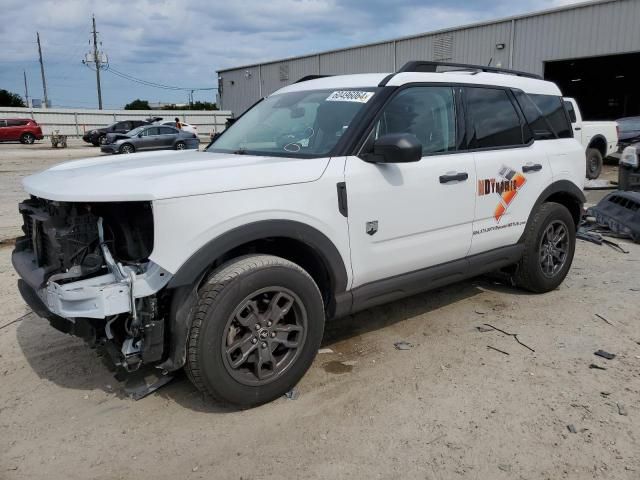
(522, 164), (543, 173)
(574, 127), (582, 131)
(439, 172), (468, 183)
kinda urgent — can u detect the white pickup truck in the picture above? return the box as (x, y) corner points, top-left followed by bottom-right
(563, 97), (618, 179)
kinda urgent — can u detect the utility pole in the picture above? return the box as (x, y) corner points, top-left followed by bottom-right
(92, 15), (103, 109)
(23, 70), (30, 108)
(36, 32), (49, 108)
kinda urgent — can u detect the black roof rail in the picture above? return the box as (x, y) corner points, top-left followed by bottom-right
(294, 75), (333, 84)
(396, 61), (542, 80)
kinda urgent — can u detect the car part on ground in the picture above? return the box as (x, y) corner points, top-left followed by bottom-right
(618, 145), (640, 192)
(587, 190), (640, 243)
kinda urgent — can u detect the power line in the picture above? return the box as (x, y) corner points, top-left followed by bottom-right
(104, 65), (217, 91)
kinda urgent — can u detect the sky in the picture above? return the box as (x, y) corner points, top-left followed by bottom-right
(0, 0), (584, 109)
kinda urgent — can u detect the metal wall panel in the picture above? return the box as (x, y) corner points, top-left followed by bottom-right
(218, 0), (640, 116)
(319, 43), (395, 75)
(512, 0), (640, 74)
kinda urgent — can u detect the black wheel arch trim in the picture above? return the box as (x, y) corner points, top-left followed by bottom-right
(167, 219), (349, 293)
(161, 220), (350, 371)
(518, 180), (585, 243)
(587, 135), (607, 154)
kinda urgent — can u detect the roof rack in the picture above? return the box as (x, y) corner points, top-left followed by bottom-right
(396, 61), (542, 80)
(294, 75), (333, 84)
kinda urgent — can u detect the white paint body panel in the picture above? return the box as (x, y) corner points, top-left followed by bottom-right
(345, 153), (476, 287)
(564, 97), (618, 157)
(22, 151), (329, 202)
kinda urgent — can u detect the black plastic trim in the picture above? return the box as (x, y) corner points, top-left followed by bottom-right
(378, 73), (396, 87)
(167, 220), (349, 294)
(349, 244), (524, 315)
(336, 182), (348, 217)
(397, 61), (542, 79)
(518, 180), (585, 242)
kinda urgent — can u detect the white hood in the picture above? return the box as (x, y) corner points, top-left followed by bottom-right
(22, 150), (329, 202)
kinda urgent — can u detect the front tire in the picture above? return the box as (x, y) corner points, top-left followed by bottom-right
(185, 255), (325, 407)
(21, 133), (35, 144)
(514, 202), (576, 293)
(98, 134), (107, 146)
(119, 143), (135, 154)
(586, 148), (603, 179)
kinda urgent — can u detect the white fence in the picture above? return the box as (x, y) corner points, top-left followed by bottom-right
(0, 107), (232, 138)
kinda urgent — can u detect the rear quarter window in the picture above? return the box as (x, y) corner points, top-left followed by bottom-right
(529, 94), (572, 139)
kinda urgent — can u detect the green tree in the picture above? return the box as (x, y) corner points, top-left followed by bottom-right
(0, 89), (26, 107)
(124, 99), (151, 110)
(161, 101), (218, 111)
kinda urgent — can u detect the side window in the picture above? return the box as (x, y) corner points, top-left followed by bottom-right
(514, 90), (555, 140)
(0, 120), (7, 127)
(563, 101), (577, 123)
(372, 86), (457, 155)
(159, 126), (176, 134)
(466, 87), (524, 149)
(530, 94), (572, 138)
(7, 119), (28, 127)
(145, 127), (160, 136)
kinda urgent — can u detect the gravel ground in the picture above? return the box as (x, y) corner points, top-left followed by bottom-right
(0, 141), (638, 479)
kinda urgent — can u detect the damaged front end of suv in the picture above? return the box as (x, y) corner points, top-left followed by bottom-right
(12, 197), (172, 372)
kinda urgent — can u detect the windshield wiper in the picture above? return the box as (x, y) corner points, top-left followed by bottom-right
(232, 148), (248, 155)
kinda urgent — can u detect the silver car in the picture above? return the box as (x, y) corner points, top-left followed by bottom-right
(100, 125), (199, 154)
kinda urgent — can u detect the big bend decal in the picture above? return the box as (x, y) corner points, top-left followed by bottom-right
(477, 166), (527, 222)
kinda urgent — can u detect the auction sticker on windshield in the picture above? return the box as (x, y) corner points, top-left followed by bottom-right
(326, 90), (374, 103)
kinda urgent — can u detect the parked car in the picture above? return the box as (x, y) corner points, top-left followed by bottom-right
(562, 98), (618, 179)
(0, 118), (44, 144)
(82, 120), (150, 146)
(614, 116), (640, 155)
(160, 120), (198, 135)
(100, 124), (199, 154)
(13, 61), (585, 407)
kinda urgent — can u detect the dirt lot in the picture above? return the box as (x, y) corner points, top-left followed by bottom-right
(1, 141), (639, 479)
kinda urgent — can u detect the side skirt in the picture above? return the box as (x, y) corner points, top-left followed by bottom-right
(340, 244), (524, 316)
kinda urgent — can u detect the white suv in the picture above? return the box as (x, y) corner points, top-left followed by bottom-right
(13, 61), (585, 406)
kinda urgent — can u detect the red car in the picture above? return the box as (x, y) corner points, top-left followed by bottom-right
(0, 118), (44, 144)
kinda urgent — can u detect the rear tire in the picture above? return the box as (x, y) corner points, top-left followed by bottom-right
(20, 133), (35, 144)
(175, 141), (186, 150)
(185, 254), (325, 407)
(119, 143), (135, 154)
(586, 148), (603, 179)
(514, 202), (576, 293)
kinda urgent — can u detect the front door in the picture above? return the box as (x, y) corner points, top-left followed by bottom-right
(345, 85), (476, 289)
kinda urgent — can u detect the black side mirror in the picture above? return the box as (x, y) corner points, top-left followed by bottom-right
(138, 133), (143, 138)
(211, 132), (222, 142)
(365, 133), (422, 163)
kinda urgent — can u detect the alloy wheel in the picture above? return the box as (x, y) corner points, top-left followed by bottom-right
(221, 287), (307, 386)
(538, 220), (569, 278)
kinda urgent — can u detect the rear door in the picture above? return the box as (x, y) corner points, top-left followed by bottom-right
(137, 126), (161, 150)
(5, 119), (27, 141)
(158, 126), (178, 148)
(466, 86), (553, 256)
(0, 120), (7, 140)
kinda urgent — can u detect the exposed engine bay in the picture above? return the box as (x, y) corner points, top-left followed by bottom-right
(13, 197), (172, 374)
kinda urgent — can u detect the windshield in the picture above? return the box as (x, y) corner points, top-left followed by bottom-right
(127, 126), (146, 137)
(207, 88), (377, 157)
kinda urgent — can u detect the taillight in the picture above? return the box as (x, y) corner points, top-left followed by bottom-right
(616, 123), (620, 139)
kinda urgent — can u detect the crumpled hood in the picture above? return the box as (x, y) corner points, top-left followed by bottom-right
(23, 150), (330, 202)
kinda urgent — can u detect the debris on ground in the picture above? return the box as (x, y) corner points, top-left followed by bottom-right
(594, 350), (616, 360)
(487, 345), (509, 355)
(476, 325), (493, 333)
(577, 227), (629, 253)
(584, 179), (616, 190)
(318, 348), (334, 354)
(394, 341), (413, 350)
(595, 313), (614, 326)
(590, 364), (607, 370)
(585, 191), (640, 244)
(482, 324), (535, 352)
(474, 309), (487, 315)
(601, 391), (611, 397)
(617, 403), (628, 416)
(0, 310), (32, 330)
(567, 424), (577, 434)
(284, 387), (299, 400)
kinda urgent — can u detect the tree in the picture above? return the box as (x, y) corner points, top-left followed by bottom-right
(0, 89), (26, 107)
(124, 99), (151, 110)
(161, 101), (218, 111)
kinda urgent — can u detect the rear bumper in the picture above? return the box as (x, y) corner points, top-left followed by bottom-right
(184, 138), (200, 149)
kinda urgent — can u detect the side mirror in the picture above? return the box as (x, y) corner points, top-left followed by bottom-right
(211, 132), (222, 142)
(138, 133), (143, 138)
(365, 133), (422, 163)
